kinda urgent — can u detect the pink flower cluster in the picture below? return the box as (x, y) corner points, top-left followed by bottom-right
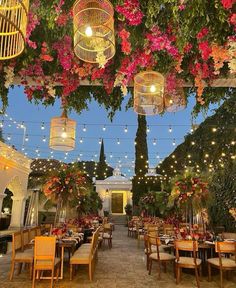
(118, 29), (131, 55)
(54, 0), (65, 14)
(116, 0), (143, 26)
(146, 26), (179, 59)
(53, 36), (73, 71)
(221, 0), (235, 9)
(26, 11), (40, 49)
(199, 41), (212, 61)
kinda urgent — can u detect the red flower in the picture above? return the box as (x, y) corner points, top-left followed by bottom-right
(230, 13), (236, 26)
(197, 27), (209, 40)
(199, 41), (212, 61)
(221, 0), (235, 9)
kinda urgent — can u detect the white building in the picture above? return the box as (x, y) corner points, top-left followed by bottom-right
(95, 168), (132, 215)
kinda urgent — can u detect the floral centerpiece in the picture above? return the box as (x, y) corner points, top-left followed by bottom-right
(43, 165), (87, 206)
(43, 165), (88, 224)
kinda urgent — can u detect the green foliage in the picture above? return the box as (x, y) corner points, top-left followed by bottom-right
(139, 191), (169, 217)
(0, 127), (4, 142)
(209, 161), (236, 232)
(124, 203), (133, 216)
(132, 115), (148, 205)
(96, 139), (112, 180)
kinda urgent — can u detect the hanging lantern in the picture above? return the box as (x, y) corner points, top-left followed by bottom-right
(164, 88), (186, 112)
(134, 71), (165, 115)
(73, 0), (115, 64)
(0, 0), (29, 60)
(49, 110), (76, 152)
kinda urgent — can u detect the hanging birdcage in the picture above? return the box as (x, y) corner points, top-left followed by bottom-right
(134, 71), (165, 115)
(164, 88), (186, 112)
(49, 110), (76, 151)
(73, 0), (115, 64)
(0, 0), (29, 60)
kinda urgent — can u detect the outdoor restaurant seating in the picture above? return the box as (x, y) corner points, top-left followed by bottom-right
(207, 241), (236, 288)
(10, 231), (34, 280)
(175, 240), (202, 288)
(32, 236), (61, 288)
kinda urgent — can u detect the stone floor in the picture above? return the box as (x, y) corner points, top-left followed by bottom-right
(0, 225), (236, 288)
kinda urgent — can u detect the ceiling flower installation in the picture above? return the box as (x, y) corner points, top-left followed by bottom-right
(0, 0), (235, 116)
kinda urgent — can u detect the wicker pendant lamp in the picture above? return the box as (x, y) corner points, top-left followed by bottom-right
(134, 71), (165, 115)
(164, 88), (186, 112)
(0, 0), (29, 60)
(73, 0), (115, 64)
(49, 110), (76, 151)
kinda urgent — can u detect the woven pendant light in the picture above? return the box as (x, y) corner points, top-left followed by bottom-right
(73, 0), (115, 64)
(164, 88), (186, 112)
(49, 110), (76, 152)
(134, 71), (165, 115)
(0, 0), (29, 60)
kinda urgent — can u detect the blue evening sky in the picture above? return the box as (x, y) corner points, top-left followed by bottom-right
(1, 86), (217, 178)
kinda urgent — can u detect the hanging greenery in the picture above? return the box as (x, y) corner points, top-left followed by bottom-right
(0, 0), (235, 116)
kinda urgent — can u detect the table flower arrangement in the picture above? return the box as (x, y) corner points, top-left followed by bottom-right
(229, 208), (236, 221)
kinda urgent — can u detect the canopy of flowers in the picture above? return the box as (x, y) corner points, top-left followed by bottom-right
(43, 165), (87, 206)
(0, 0), (235, 116)
(168, 170), (210, 213)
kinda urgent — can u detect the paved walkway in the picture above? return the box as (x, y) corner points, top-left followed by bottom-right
(0, 225), (235, 288)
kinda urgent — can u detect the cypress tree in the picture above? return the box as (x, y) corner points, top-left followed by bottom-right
(132, 115), (149, 206)
(0, 127), (4, 142)
(97, 139), (107, 180)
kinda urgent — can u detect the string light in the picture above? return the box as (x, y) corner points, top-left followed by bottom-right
(42, 136), (46, 142)
(124, 125), (128, 133)
(41, 122), (45, 130)
(98, 138), (102, 145)
(102, 125), (106, 131)
(169, 126), (172, 133)
(82, 124), (87, 132)
(117, 138), (120, 145)
(147, 126), (150, 133)
(172, 139), (176, 146)
(153, 138), (157, 145)
(25, 135), (29, 142)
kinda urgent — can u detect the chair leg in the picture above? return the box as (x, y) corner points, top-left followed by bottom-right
(157, 261), (161, 280)
(89, 262), (92, 281)
(146, 255), (149, 270)
(50, 268), (54, 288)
(162, 262), (167, 273)
(176, 266), (180, 284)
(30, 263), (33, 280)
(70, 264), (73, 281)
(9, 261), (15, 280)
(220, 268), (223, 288)
(208, 263), (212, 282)
(148, 259), (152, 275)
(32, 268), (36, 288)
(195, 266), (200, 288)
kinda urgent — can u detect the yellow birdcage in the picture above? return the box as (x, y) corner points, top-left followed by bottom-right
(49, 111), (76, 152)
(0, 0), (29, 60)
(73, 0), (115, 64)
(134, 71), (165, 115)
(164, 88), (186, 112)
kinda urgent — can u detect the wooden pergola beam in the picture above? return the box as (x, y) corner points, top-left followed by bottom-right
(13, 76), (236, 88)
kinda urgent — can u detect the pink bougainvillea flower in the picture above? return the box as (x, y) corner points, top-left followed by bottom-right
(196, 27), (209, 40)
(116, 0), (143, 26)
(184, 43), (193, 53)
(118, 29), (131, 54)
(41, 54), (54, 62)
(199, 41), (212, 61)
(221, 0), (235, 9)
(56, 14), (68, 26)
(229, 13), (236, 26)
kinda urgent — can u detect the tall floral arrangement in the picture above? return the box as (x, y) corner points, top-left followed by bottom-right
(168, 170), (210, 214)
(43, 165), (87, 207)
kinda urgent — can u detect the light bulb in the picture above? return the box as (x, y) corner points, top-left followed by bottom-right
(85, 26), (93, 37)
(150, 85), (156, 93)
(61, 131), (67, 139)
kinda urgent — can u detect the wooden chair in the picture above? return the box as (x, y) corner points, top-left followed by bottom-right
(148, 235), (175, 279)
(207, 241), (236, 288)
(32, 236), (61, 288)
(222, 232), (236, 240)
(70, 228), (100, 281)
(102, 223), (112, 248)
(22, 229), (31, 251)
(9, 231), (34, 280)
(175, 240), (202, 288)
(29, 227), (37, 242)
(163, 224), (174, 235)
(35, 226), (41, 236)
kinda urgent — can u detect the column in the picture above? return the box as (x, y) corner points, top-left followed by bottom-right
(0, 193), (6, 217)
(9, 196), (26, 228)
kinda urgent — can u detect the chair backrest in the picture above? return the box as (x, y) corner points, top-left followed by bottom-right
(147, 224), (158, 233)
(222, 232), (236, 240)
(103, 223), (112, 234)
(22, 229), (30, 250)
(175, 240), (198, 263)
(12, 231), (22, 257)
(36, 226), (41, 236)
(34, 236), (56, 268)
(148, 235), (161, 259)
(215, 241), (236, 255)
(29, 227), (37, 241)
